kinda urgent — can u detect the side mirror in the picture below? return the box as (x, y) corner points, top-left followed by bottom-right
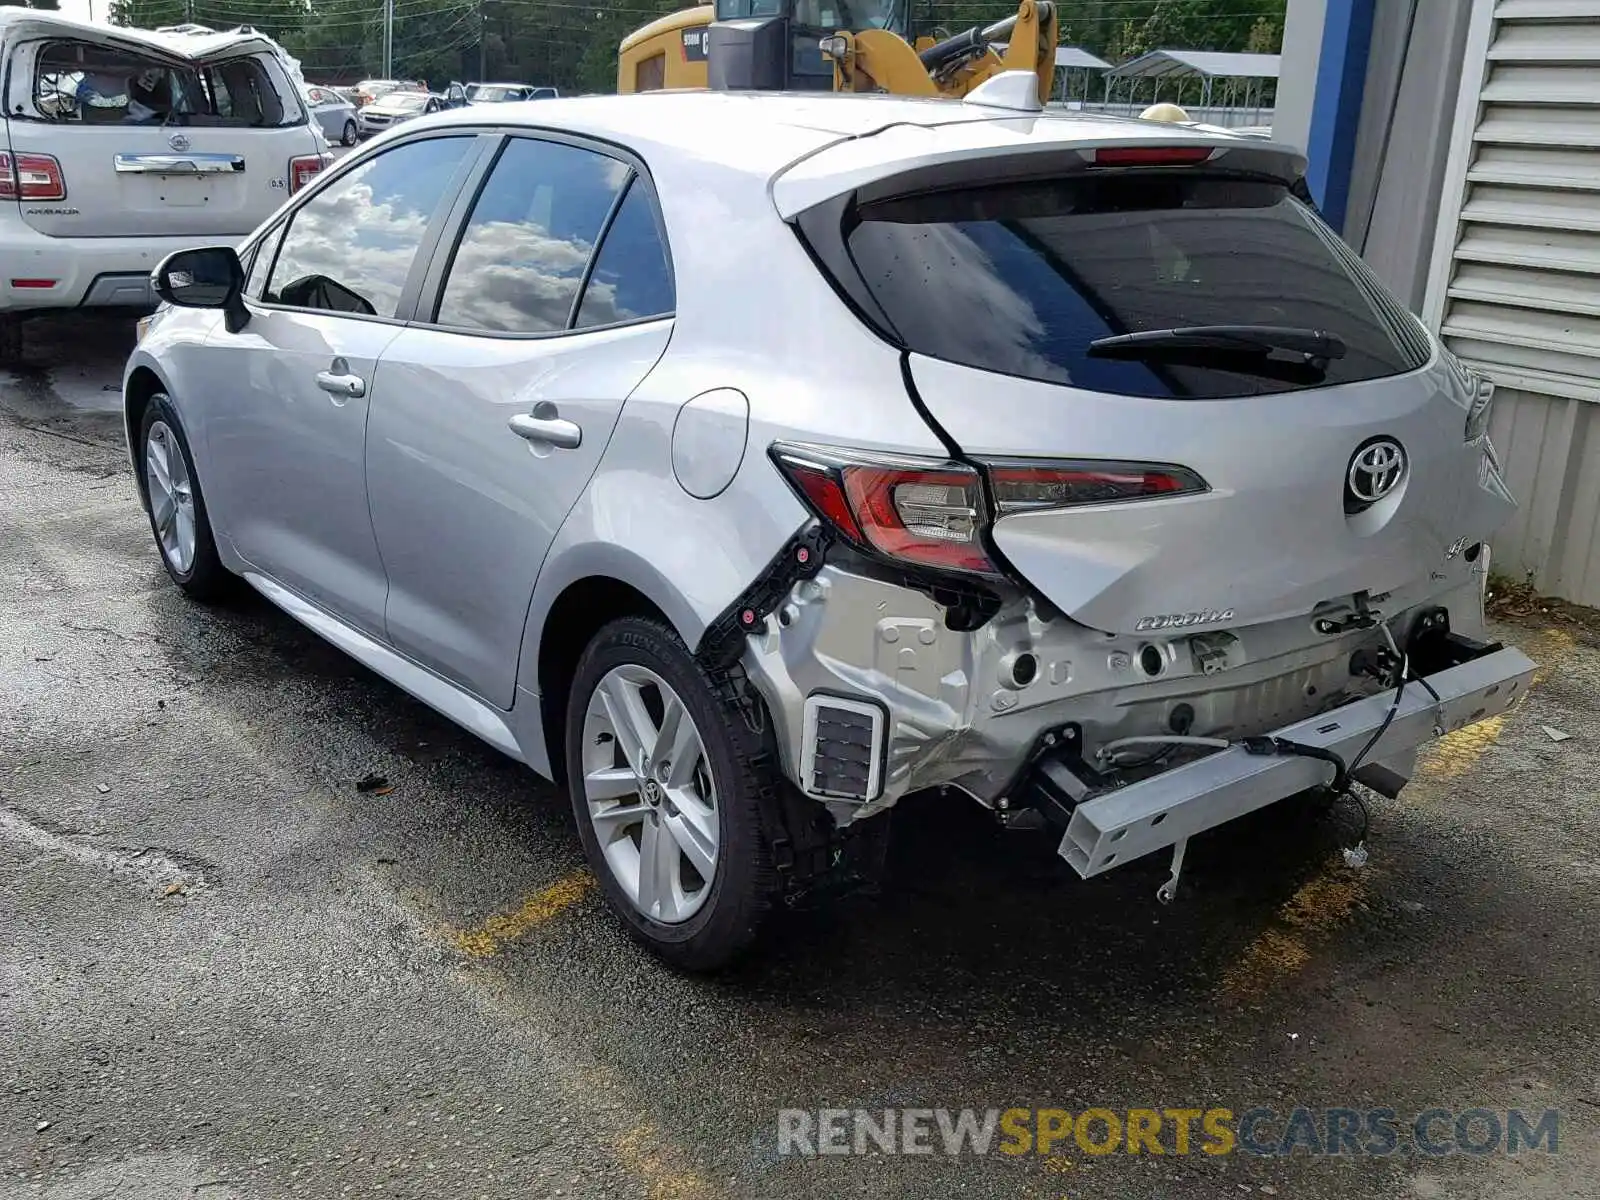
(153, 246), (249, 333)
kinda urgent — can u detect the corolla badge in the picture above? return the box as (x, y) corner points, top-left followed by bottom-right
(168, 133), (191, 152)
(1135, 609), (1234, 632)
(1347, 438), (1406, 505)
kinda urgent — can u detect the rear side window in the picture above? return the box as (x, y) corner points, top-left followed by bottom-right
(433, 137), (630, 334)
(574, 179), (674, 329)
(829, 174), (1431, 399)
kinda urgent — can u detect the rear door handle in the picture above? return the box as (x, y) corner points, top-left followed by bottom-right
(509, 405), (582, 450)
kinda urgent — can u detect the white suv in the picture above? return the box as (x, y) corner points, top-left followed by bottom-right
(0, 12), (329, 363)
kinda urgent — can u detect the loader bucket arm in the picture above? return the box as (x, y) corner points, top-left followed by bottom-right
(830, 1), (1057, 104)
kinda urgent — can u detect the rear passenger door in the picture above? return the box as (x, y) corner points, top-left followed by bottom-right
(365, 133), (676, 709)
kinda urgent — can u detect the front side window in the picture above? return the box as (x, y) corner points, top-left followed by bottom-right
(433, 137), (631, 334)
(265, 135), (472, 319)
(243, 223), (284, 299)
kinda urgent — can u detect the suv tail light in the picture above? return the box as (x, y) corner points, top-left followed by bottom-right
(771, 444), (1208, 577)
(288, 153), (331, 194)
(0, 152), (66, 201)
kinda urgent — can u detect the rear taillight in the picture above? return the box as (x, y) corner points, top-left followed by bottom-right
(771, 445), (1209, 577)
(986, 462), (1208, 513)
(772, 445), (996, 575)
(1465, 374), (1495, 442)
(1089, 146), (1215, 168)
(0, 151), (66, 201)
(288, 153), (331, 194)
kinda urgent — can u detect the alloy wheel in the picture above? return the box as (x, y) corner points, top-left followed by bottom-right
(580, 664), (719, 924)
(144, 420), (197, 575)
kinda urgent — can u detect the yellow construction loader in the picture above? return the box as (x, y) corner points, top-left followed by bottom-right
(618, 0), (1059, 108)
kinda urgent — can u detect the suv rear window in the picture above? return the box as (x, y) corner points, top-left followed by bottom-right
(821, 173), (1431, 399)
(31, 41), (299, 129)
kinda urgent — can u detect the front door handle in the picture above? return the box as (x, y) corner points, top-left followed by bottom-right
(316, 357), (366, 399)
(509, 404), (582, 450)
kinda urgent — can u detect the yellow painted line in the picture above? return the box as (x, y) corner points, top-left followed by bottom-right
(1220, 624), (1573, 999)
(1218, 857), (1367, 1002)
(1416, 625), (1574, 783)
(442, 869), (594, 958)
(613, 1121), (719, 1200)
(1418, 715), (1506, 781)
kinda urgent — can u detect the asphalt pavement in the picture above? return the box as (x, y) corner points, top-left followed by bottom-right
(2, 313), (1597, 1199)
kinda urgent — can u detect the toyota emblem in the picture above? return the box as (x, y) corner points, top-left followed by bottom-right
(1347, 438), (1407, 505)
(168, 133), (191, 152)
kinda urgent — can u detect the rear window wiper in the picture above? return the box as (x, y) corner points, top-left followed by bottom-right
(1087, 325), (1349, 363)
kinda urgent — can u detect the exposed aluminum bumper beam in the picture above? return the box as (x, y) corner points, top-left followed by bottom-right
(1060, 646), (1536, 878)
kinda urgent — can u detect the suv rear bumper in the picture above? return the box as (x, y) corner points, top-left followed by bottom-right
(0, 226), (246, 314)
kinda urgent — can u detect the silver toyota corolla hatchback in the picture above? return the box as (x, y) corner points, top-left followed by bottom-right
(125, 82), (1534, 970)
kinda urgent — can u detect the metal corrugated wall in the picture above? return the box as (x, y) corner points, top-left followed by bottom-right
(1425, 0), (1600, 602)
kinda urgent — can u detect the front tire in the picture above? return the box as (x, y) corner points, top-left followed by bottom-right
(0, 314), (21, 367)
(138, 394), (234, 602)
(341, 119), (357, 146)
(565, 617), (776, 971)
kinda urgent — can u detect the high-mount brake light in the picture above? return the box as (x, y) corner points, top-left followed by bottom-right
(1090, 146), (1215, 168)
(771, 446), (1210, 577)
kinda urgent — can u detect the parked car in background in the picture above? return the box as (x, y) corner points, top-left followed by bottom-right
(442, 81), (470, 108)
(0, 9), (329, 364)
(353, 78), (422, 107)
(356, 88), (445, 138)
(465, 82), (558, 103)
(305, 84), (359, 146)
(124, 89), (1526, 970)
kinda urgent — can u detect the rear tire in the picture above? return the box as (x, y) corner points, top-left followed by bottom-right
(565, 616), (775, 971)
(341, 119), (357, 146)
(138, 394), (235, 603)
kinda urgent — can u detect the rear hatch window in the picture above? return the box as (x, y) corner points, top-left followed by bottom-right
(819, 172), (1431, 399)
(32, 39), (301, 128)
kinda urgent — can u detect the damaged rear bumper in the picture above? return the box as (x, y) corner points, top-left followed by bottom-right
(1053, 644), (1534, 881)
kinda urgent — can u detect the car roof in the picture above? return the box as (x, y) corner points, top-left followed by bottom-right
(416, 89), (1303, 205)
(0, 9), (278, 59)
(419, 90), (1027, 175)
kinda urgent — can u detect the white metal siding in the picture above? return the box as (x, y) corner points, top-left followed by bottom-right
(1426, 0), (1600, 602)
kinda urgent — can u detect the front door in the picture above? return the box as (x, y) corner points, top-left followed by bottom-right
(366, 135), (677, 708)
(197, 132), (482, 635)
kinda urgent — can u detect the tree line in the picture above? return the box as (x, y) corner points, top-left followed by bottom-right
(103, 0), (1284, 97)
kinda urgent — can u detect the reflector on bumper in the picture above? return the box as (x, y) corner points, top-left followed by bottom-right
(1059, 646), (1536, 878)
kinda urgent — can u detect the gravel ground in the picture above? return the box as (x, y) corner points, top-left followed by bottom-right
(2, 313), (1597, 1199)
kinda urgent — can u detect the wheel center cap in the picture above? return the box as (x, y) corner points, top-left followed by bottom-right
(643, 780), (662, 806)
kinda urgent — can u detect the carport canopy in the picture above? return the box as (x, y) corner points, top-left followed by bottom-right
(1106, 50), (1280, 81)
(989, 44), (1113, 71)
